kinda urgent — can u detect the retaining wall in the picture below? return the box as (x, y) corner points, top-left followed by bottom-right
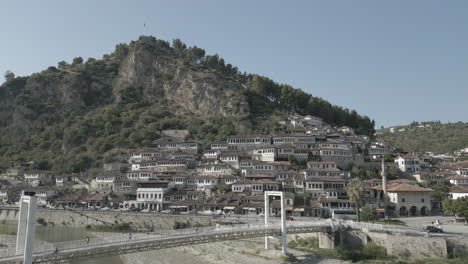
(0, 208), (213, 230)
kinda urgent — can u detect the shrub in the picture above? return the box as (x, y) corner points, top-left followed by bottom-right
(173, 221), (191, 229)
(36, 217), (47, 226)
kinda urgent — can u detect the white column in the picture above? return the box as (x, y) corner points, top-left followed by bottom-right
(264, 192), (269, 250)
(280, 192), (287, 255)
(15, 200), (28, 255)
(24, 196), (37, 264)
(15, 194), (37, 264)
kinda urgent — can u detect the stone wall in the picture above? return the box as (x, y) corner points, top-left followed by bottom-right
(366, 231), (448, 259)
(0, 208), (213, 230)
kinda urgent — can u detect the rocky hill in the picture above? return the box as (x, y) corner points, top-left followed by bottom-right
(376, 122), (468, 154)
(0, 36), (375, 173)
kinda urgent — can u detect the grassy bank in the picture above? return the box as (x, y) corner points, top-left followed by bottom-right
(0, 226), (16, 235)
(85, 223), (132, 233)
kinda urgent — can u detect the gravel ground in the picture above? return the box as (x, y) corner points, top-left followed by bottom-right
(118, 237), (350, 264)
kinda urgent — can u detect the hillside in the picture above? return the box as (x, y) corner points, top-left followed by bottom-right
(376, 122), (468, 154)
(0, 36), (375, 173)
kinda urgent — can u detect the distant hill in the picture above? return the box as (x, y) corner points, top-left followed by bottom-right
(0, 36), (375, 173)
(376, 122), (468, 154)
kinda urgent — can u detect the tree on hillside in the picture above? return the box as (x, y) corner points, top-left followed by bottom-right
(72, 57), (83, 65)
(172, 39), (186, 51)
(57, 61), (68, 69)
(347, 179), (365, 221)
(4, 71), (15, 82)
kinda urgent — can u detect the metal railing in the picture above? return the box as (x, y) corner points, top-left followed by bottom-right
(0, 219), (422, 260)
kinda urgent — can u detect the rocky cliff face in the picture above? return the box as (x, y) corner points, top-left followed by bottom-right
(112, 36), (249, 118)
(0, 36), (249, 135)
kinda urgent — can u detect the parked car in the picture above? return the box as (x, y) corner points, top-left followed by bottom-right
(100, 207), (110, 211)
(141, 209), (150, 213)
(424, 226), (443, 233)
(286, 216), (294, 221)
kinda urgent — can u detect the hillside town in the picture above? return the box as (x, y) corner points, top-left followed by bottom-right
(1, 115), (467, 220)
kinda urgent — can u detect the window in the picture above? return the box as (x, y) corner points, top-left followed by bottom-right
(421, 199), (424, 203)
(402, 198), (405, 202)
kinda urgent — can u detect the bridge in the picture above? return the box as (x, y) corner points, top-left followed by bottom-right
(0, 219), (418, 264)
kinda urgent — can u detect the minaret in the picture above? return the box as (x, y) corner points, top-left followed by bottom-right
(381, 156), (387, 194)
(381, 156), (388, 219)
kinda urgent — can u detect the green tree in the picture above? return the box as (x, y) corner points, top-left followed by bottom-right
(432, 179), (451, 202)
(72, 57), (83, 65)
(172, 39), (186, 51)
(347, 179), (365, 222)
(57, 61), (68, 68)
(443, 197), (468, 220)
(361, 204), (378, 222)
(288, 154), (299, 166)
(350, 167), (362, 178)
(442, 199), (455, 215)
(189, 46), (205, 62)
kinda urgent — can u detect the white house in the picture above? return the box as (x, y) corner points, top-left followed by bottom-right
(226, 135), (271, 151)
(129, 149), (163, 163)
(252, 147), (277, 162)
(219, 152), (241, 169)
(368, 146), (390, 159)
(449, 185), (468, 200)
(136, 180), (174, 211)
(456, 168), (468, 176)
(302, 167), (342, 178)
(231, 180), (280, 194)
(447, 175), (468, 186)
(22, 187), (60, 206)
(307, 161), (337, 170)
(91, 170), (124, 192)
(23, 170), (53, 187)
(394, 154), (422, 173)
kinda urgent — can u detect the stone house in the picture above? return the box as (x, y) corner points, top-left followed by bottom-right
(386, 183), (432, 217)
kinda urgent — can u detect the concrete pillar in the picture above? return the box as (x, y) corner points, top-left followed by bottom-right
(15, 193), (37, 264)
(15, 200), (28, 255)
(24, 196), (37, 264)
(280, 192), (287, 255)
(319, 232), (337, 249)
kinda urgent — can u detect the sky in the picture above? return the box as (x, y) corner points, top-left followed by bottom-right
(1, 1), (468, 128)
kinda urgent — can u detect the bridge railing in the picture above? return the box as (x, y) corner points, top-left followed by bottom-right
(33, 221), (329, 255)
(0, 221), (333, 259)
(43, 223), (273, 253)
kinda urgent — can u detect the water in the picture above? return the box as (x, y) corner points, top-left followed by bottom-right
(5, 224), (123, 264)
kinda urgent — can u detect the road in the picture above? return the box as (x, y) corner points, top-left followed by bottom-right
(396, 216), (468, 237)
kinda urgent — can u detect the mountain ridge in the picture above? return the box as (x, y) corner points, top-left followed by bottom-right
(0, 35), (375, 172)
(376, 121), (468, 155)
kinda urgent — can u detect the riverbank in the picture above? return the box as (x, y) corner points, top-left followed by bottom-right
(0, 208), (213, 230)
(89, 231), (349, 264)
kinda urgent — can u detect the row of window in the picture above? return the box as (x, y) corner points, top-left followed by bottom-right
(137, 193), (162, 199)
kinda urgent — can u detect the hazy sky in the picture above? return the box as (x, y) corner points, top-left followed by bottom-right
(1, 1), (467, 128)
